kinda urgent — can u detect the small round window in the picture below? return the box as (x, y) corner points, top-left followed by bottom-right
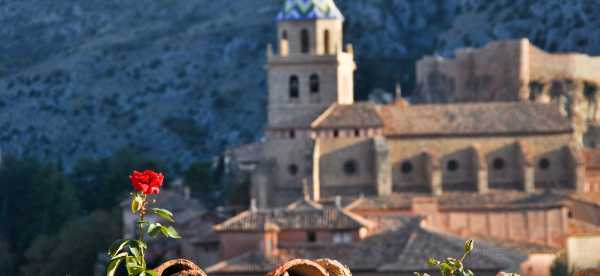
(288, 164), (299, 176)
(447, 160), (459, 172)
(401, 161), (413, 174)
(493, 158), (505, 170)
(343, 160), (357, 175)
(539, 158), (551, 170)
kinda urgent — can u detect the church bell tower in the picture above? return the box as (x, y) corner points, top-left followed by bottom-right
(267, 0), (356, 127)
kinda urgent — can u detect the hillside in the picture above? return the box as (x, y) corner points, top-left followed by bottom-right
(1, 0), (599, 167)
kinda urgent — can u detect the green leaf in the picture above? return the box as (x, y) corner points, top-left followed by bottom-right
(151, 208), (175, 222)
(106, 255), (125, 276)
(440, 262), (452, 275)
(110, 252), (129, 261)
(130, 246), (141, 259)
(131, 199), (141, 214)
(148, 222), (162, 238)
(427, 257), (440, 267)
(108, 239), (130, 257)
(160, 225), (181, 239)
(133, 239), (147, 251)
(464, 240), (474, 254)
(126, 256), (144, 274)
(145, 270), (158, 276)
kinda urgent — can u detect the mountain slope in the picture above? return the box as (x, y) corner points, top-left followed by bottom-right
(1, 0), (599, 167)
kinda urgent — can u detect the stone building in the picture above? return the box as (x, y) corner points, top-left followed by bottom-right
(232, 0), (600, 209)
(221, 0), (600, 274)
(414, 39), (600, 147)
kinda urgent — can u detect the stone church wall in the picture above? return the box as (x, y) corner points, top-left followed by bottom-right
(387, 134), (574, 192)
(315, 137), (376, 197)
(415, 39), (600, 147)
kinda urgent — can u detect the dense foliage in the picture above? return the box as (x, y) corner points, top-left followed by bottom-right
(21, 210), (120, 276)
(0, 152), (228, 276)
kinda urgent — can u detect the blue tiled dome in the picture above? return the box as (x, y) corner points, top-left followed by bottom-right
(276, 0), (344, 22)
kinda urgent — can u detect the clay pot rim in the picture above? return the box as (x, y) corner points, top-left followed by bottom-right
(154, 259), (207, 276)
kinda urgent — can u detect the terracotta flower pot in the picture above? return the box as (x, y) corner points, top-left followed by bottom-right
(154, 259), (207, 276)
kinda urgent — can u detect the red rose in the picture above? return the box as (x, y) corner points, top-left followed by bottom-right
(130, 170), (164, 195)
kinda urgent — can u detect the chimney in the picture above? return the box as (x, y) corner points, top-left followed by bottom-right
(183, 186), (191, 200)
(335, 196), (342, 208)
(346, 43), (354, 55)
(250, 198), (257, 212)
(260, 221), (279, 257)
(302, 179), (310, 201)
(266, 43), (273, 58)
(395, 82), (402, 99)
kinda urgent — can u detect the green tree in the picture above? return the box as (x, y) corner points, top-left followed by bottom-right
(0, 236), (15, 274)
(70, 148), (163, 212)
(0, 156), (80, 273)
(550, 253), (570, 276)
(21, 210), (121, 276)
(184, 161), (220, 206)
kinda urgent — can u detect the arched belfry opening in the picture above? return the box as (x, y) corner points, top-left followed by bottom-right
(324, 30), (330, 54)
(310, 74), (320, 93)
(301, 29), (310, 54)
(290, 75), (299, 99)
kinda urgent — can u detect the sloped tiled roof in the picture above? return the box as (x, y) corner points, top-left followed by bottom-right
(346, 191), (573, 211)
(380, 102), (572, 137)
(379, 227), (524, 272)
(269, 106), (328, 129)
(583, 148), (600, 168)
(228, 142), (264, 164)
(207, 216), (523, 274)
(276, 0), (344, 22)
(311, 103), (384, 129)
(214, 199), (374, 231)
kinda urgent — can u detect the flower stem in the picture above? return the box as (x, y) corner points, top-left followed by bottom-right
(139, 194), (146, 243)
(138, 193), (147, 267)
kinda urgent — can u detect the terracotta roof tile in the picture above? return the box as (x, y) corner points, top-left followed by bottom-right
(270, 107), (329, 129)
(214, 199), (373, 231)
(380, 102), (572, 137)
(346, 191), (573, 211)
(311, 103), (384, 129)
(583, 149), (600, 168)
(208, 216), (523, 273)
(229, 142), (265, 164)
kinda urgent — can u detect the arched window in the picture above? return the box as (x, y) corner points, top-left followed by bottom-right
(288, 164), (299, 176)
(301, 29), (309, 53)
(324, 29), (330, 54)
(401, 161), (413, 174)
(289, 75), (299, 99)
(343, 160), (357, 175)
(493, 158), (505, 170)
(447, 160), (459, 172)
(539, 158), (551, 170)
(310, 74), (320, 93)
(282, 30), (288, 40)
